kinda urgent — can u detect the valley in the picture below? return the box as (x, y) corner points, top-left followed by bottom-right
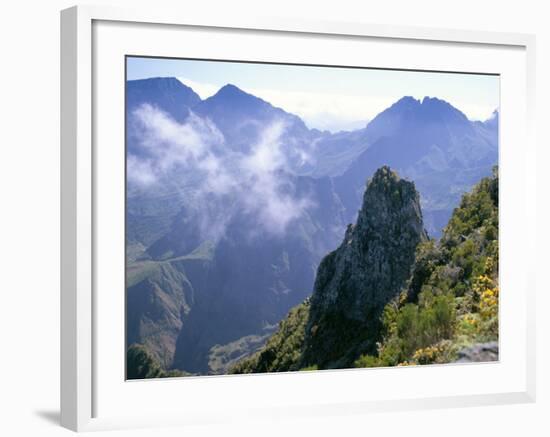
(125, 77), (498, 377)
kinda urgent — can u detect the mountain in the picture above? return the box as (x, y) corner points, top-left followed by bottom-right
(165, 174), (347, 373)
(126, 77), (201, 123)
(125, 79), (371, 177)
(333, 96), (497, 237)
(302, 167), (427, 367)
(361, 168), (499, 367)
(482, 110), (499, 132)
(194, 84), (309, 138)
(365, 96), (474, 144)
(231, 168), (499, 373)
(125, 78), (498, 376)
(309, 127), (370, 177)
(125, 79), (351, 372)
(231, 166), (427, 372)
(126, 259), (195, 368)
(125, 77), (207, 251)
(193, 84), (327, 174)
(126, 172), (347, 373)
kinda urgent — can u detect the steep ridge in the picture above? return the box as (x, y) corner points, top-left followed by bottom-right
(334, 97), (497, 237)
(169, 175), (346, 373)
(125, 79), (498, 376)
(126, 259), (196, 368)
(194, 84), (310, 138)
(193, 84), (327, 174)
(354, 168), (499, 367)
(126, 77), (201, 123)
(302, 167), (427, 368)
(128, 173), (347, 374)
(231, 166), (427, 372)
(231, 168), (499, 373)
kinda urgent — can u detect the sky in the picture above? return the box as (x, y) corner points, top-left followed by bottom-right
(127, 56), (500, 133)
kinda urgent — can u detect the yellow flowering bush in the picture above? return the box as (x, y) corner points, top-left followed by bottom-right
(397, 361), (417, 367)
(472, 272), (499, 320)
(412, 346), (440, 364)
(462, 313), (478, 327)
(456, 313), (480, 338)
(480, 287), (499, 319)
(411, 341), (453, 365)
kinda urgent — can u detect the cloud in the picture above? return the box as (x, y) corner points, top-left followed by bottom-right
(129, 103), (223, 173)
(176, 77), (220, 100)
(175, 77), (497, 130)
(239, 121), (313, 235)
(247, 87), (375, 132)
(127, 155), (156, 186)
(176, 78), (373, 132)
(128, 104), (312, 239)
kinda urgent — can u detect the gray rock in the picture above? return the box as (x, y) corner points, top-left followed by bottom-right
(302, 166), (427, 368)
(455, 342), (499, 363)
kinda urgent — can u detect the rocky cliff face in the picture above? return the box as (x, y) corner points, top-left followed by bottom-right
(231, 168), (499, 374)
(302, 166), (427, 368)
(231, 166), (428, 373)
(126, 79), (497, 377)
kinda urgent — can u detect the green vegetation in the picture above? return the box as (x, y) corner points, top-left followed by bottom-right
(127, 344), (188, 379)
(231, 168), (499, 374)
(230, 300), (311, 374)
(299, 365), (319, 371)
(301, 166), (427, 369)
(373, 291), (457, 366)
(208, 327), (276, 374)
(355, 168), (499, 368)
(353, 354), (382, 368)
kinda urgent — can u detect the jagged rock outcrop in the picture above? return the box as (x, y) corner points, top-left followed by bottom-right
(126, 79), (497, 377)
(231, 166), (428, 373)
(301, 166), (427, 368)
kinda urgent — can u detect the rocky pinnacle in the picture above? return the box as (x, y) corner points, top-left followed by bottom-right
(302, 166), (427, 368)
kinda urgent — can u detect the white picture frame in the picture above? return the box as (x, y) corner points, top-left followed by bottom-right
(60, 5), (536, 432)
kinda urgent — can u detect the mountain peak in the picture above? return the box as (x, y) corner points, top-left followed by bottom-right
(357, 166), (423, 235)
(212, 83), (257, 100)
(421, 96), (446, 105)
(387, 95), (467, 119)
(420, 96), (469, 122)
(391, 96), (421, 109)
(367, 95), (470, 139)
(126, 77), (202, 122)
(482, 109), (499, 130)
(369, 165), (401, 185)
(195, 82), (310, 148)
(218, 83), (243, 93)
(128, 77), (198, 95)
(487, 109), (499, 121)
(199, 83), (273, 113)
(302, 167), (427, 368)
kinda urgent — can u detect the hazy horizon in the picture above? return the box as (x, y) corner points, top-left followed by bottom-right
(127, 56), (499, 132)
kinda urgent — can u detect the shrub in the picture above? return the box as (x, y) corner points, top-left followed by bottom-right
(127, 344), (165, 379)
(127, 344), (186, 379)
(354, 354), (382, 368)
(412, 341), (453, 365)
(378, 287), (457, 365)
(299, 365), (319, 371)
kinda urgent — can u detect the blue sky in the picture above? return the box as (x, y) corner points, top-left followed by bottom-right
(127, 56), (500, 132)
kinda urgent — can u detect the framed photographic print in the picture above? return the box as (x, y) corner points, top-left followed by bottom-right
(61, 5), (536, 432)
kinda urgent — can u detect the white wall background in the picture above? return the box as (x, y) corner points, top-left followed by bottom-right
(0, 1), (547, 436)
